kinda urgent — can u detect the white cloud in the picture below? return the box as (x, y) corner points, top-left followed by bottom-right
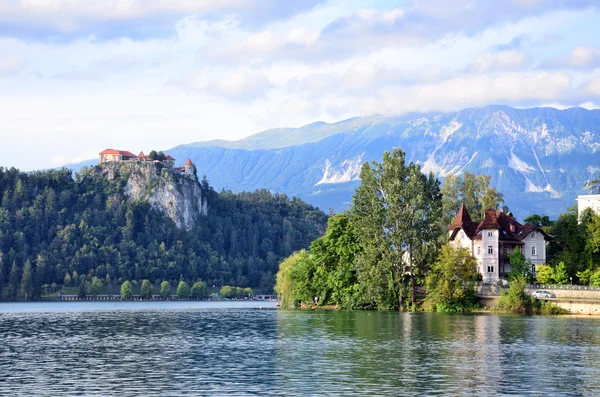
(566, 46), (600, 68)
(471, 50), (528, 73)
(0, 55), (21, 74)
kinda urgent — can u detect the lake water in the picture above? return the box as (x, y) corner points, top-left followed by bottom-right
(0, 302), (599, 396)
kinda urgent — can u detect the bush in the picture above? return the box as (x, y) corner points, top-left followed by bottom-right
(220, 285), (235, 298)
(496, 277), (536, 314)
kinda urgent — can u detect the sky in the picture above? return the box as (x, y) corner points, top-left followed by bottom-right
(1, 0), (599, 171)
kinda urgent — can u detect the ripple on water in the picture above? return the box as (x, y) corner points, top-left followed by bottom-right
(0, 304), (599, 396)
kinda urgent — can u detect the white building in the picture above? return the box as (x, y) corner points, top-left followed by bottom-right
(448, 205), (548, 284)
(576, 194), (600, 220)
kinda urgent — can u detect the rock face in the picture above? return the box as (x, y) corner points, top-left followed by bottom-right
(95, 162), (207, 230)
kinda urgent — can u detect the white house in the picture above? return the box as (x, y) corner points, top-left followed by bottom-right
(448, 205), (548, 284)
(577, 194), (600, 220)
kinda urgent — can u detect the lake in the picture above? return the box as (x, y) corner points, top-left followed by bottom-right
(0, 301), (599, 396)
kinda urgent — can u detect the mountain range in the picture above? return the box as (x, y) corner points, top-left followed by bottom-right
(65, 105), (600, 219)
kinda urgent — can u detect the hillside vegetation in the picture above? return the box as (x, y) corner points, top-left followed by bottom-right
(0, 165), (327, 300)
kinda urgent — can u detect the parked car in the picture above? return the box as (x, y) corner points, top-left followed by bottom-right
(532, 290), (556, 299)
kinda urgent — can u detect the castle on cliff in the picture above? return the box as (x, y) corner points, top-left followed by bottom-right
(98, 149), (194, 176)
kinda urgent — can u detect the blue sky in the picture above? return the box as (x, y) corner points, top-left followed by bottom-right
(0, 0), (599, 170)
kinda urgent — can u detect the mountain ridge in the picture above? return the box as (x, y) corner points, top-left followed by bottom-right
(62, 105), (600, 219)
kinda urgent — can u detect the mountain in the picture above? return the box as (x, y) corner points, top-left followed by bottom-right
(67, 105), (600, 219)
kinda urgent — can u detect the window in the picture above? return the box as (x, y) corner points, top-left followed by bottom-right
(488, 246), (493, 255)
(477, 246), (481, 255)
(487, 265), (494, 273)
(531, 232), (536, 239)
(531, 264), (537, 275)
(532, 246), (537, 256)
(487, 231), (493, 237)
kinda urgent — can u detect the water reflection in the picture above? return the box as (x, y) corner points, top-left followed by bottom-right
(0, 303), (599, 396)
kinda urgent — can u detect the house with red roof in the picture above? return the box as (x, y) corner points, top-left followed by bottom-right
(99, 149), (137, 164)
(99, 149), (177, 166)
(448, 204), (548, 283)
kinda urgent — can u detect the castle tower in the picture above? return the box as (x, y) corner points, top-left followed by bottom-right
(184, 158), (194, 176)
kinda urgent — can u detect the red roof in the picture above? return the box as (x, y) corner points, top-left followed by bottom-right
(99, 149), (136, 157)
(164, 154), (175, 160)
(448, 205), (548, 243)
(185, 158), (193, 165)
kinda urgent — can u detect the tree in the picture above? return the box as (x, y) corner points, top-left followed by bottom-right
(350, 148), (442, 309)
(78, 281), (86, 299)
(535, 265), (554, 284)
(21, 259), (34, 300)
(87, 276), (103, 297)
(160, 281), (171, 299)
(426, 244), (478, 312)
(176, 281), (190, 298)
(274, 251), (308, 308)
(8, 261), (19, 300)
(524, 214), (552, 228)
(190, 281), (208, 299)
(140, 279), (153, 299)
(120, 280), (133, 300)
(149, 150), (158, 160)
(508, 247), (531, 281)
(553, 261), (569, 284)
(220, 285), (234, 298)
(243, 287), (253, 298)
(441, 172), (504, 225)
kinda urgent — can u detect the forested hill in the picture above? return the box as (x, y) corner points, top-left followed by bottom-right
(0, 165), (327, 299)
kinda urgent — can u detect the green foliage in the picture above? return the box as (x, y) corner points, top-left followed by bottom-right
(0, 167), (327, 298)
(78, 281), (86, 299)
(7, 261), (19, 300)
(496, 277), (536, 315)
(21, 259), (33, 300)
(350, 148), (442, 309)
(160, 281), (171, 298)
(524, 214), (552, 227)
(441, 172), (504, 225)
(190, 281), (208, 299)
(535, 265), (555, 284)
(176, 281), (190, 298)
(538, 301), (569, 315)
(120, 280), (133, 300)
(219, 285), (234, 298)
(553, 261), (569, 284)
(590, 269), (600, 286)
(426, 244), (478, 312)
(508, 247), (532, 281)
(243, 287), (253, 298)
(274, 250), (307, 308)
(140, 279), (153, 299)
(86, 276), (103, 297)
(545, 207), (591, 280)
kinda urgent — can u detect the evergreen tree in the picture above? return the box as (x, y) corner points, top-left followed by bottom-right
(20, 260), (34, 301)
(8, 261), (20, 300)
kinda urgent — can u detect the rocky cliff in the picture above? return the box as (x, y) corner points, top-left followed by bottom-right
(94, 162), (207, 230)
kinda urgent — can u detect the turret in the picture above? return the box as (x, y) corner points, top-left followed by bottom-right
(184, 158), (194, 176)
